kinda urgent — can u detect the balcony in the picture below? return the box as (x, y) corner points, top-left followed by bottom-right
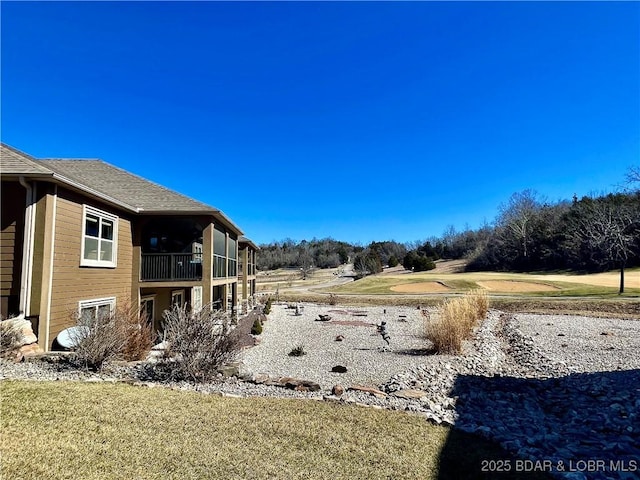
(141, 253), (202, 282)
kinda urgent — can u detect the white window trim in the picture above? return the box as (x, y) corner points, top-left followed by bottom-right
(78, 297), (116, 322)
(80, 205), (119, 268)
(140, 295), (156, 322)
(171, 289), (185, 307)
(191, 286), (203, 313)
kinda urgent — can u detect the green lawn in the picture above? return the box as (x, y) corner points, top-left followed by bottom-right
(1, 381), (550, 479)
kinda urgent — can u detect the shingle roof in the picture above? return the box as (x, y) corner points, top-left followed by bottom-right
(239, 236), (260, 249)
(0, 144), (54, 176)
(39, 159), (217, 213)
(1, 143), (243, 233)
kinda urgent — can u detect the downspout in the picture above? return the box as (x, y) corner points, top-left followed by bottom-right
(18, 176), (35, 316)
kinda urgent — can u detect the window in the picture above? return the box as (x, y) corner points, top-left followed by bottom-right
(140, 296), (155, 326)
(228, 236), (237, 277)
(171, 289), (185, 307)
(81, 206), (118, 267)
(78, 297), (115, 325)
(213, 226), (226, 278)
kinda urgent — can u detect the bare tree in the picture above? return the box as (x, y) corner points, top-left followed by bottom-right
(625, 165), (640, 190)
(575, 198), (638, 293)
(497, 190), (543, 260)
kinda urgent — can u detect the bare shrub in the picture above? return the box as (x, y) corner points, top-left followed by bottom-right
(120, 305), (155, 361)
(328, 294), (338, 306)
(71, 304), (155, 370)
(71, 312), (127, 371)
(160, 304), (240, 382)
(424, 290), (490, 354)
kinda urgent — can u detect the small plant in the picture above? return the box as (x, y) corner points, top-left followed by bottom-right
(251, 317), (263, 335)
(328, 294), (338, 306)
(263, 297), (272, 315)
(288, 345), (306, 357)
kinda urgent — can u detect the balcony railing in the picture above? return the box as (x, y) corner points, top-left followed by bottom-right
(141, 253), (202, 281)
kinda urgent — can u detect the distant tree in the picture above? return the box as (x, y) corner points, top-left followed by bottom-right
(402, 251), (436, 272)
(570, 194), (639, 293)
(388, 255), (399, 268)
(353, 249), (383, 277)
(625, 165), (640, 190)
(497, 190), (542, 262)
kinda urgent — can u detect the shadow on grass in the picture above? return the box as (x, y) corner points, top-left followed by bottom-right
(438, 369), (640, 479)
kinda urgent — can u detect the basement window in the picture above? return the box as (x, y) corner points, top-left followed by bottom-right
(78, 297), (116, 325)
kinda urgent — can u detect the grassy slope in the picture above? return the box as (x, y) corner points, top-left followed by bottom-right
(1, 381), (550, 480)
(323, 269), (640, 297)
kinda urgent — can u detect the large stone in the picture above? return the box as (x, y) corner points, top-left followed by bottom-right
(18, 343), (44, 358)
(332, 384), (345, 396)
(0, 317), (38, 350)
(283, 378), (321, 392)
(348, 385), (387, 398)
(392, 389), (428, 400)
(217, 364), (240, 378)
(331, 365), (347, 373)
(252, 374), (270, 384)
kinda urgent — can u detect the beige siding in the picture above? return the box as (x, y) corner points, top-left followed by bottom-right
(29, 183), (54, 317)
(47, 189), (133, 345)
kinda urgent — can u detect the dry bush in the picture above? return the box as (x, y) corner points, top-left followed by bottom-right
(119, 305), (155, 361)
(71, 312), (127, 371)
(328, 294), (338, 306)
(159, 304), (240, 382)
(71, 304), (154, 370)
(424, 290), (490, 354)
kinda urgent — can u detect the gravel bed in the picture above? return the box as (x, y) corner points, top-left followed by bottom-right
(512, 313), (640, 373)
(240, 303), (436, 389)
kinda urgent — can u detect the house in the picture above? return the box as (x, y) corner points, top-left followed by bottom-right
(1, 143), (258, 351)
(238, 236), (259, 313)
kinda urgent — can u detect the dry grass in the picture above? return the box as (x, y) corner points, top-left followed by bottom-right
(0, 381), (551, 480)
(424, 290), (489, 354)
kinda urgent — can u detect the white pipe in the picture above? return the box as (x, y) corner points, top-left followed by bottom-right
(18, 177), (34, 316)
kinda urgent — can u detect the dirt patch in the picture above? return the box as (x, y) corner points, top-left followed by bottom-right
(477, 280), (561, 293)
(391, 282), (452, 293)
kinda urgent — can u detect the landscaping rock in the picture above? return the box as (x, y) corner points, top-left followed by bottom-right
(348, 385), (387, 398)
(284, 378), (321, 392)
(392, 389), (427, 400)
(331, 365), (347, 373)
(1, 317), (38, 350)
(332, 384), (345, 396)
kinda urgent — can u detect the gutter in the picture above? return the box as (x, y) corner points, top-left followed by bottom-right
(18, 176), (36, 316)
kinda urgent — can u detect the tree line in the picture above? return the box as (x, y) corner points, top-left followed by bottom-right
(257, 167), (640, 290)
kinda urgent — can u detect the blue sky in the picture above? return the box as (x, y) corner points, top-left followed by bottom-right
(2, 2), (638, 245)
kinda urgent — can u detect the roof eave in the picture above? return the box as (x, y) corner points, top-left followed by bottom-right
(1, 172), (55, 180)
